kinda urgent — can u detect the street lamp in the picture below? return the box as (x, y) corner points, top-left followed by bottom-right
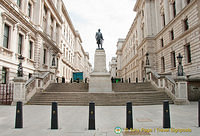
(177, 53), (183, 76)
(146, 53), (150, 65)
(17, 54), (24, 77)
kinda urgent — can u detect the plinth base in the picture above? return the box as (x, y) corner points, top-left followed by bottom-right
(89, 72), (112, 92)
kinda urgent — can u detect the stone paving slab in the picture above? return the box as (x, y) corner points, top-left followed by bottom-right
(0, 102), (199, 136)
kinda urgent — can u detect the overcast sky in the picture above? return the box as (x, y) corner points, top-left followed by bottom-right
(64, 0), (137, 69)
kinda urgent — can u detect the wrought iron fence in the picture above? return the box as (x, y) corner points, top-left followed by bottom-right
(0, 83), (13, 105)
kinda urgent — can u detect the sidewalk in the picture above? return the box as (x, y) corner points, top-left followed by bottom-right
(0, 102), (199, 136)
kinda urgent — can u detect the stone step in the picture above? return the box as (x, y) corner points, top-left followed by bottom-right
(28, 82), (173, 106)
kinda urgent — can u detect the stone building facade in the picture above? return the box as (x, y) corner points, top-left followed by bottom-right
(116, 0), (200, 100)
(109, 57), (117, 78)
(0, 0), (91, 85)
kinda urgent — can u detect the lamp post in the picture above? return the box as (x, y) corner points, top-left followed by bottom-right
(177, 53), (183, 76)
(146, 53), (150, 66)
(17, 54), (24, 77)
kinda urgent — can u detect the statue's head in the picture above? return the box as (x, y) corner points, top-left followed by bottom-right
(98, 29), (101, 32)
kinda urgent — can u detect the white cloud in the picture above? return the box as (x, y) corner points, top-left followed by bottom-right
(64, 0), (137, 69)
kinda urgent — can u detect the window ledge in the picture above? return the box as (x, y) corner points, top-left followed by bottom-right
(184, 62), (192, 66)
(27, 58), (35, 63)
(171, 67), (176, 70)
(42, 64), (48, 69)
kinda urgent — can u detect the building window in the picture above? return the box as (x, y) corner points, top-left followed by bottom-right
(186, 0), (191, 4)
(162, 14), (166, 26)
(18, 34), (23, 54)
(172, 2), (176, 17)
(171, 51), (176, 68)
(161, 57), (165, 73)
(43, 49), (46, 64)
(183, 18), (189, 31)
(29, 73), (32, 79)
(43, 6), (47, 32)
(2, 67), (8, 84)
(17, 0), (21, 8)
(170, 29), (174, 40)
(28, 2), (32, 18)
(51, 17), (54, 38)
(52, 57), (56, 66)
(3, 24), (10, 48)
(161, 38), (164, 47)
(185, 44), (191, 63)
(29, 41), (33, 59)
(141, 27), (144, 39)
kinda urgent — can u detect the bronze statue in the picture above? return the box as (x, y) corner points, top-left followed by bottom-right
(95, 29), (104, 49)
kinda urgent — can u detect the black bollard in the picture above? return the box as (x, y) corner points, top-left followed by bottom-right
(126, 102), (133, 129)
(70, 78), (73, 83)
(51, 102), (58, 129)
(163, 100), (170, 128)
(129, 78), (131, 83)
(77, 78), (79, 83)
(89, 102), (95, 130)
(15, 101), (23, 128)
(111, 77), (114, 83)
(198, 100), (200, 127)
(85, 78), (87, 83)
(136, 78), (138, 83)
(122, 78), (123, 83)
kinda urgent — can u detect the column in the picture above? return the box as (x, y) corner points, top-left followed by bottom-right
(183, 0), (186, 8)
(164, 0), (170, 24)
(169, 3), (174, 21)
(33, 0), (42, 27)
(46, 10), (51, 36)
(175, 0), (182, 14)
(53, 20), (56, 42)
(11, 24), (18, 60)
(155, 0), (162, 32)
(34, 33), (43, 70)
(144, 0), (151, 36)
(24, 34), (29, 58)
(24, 0), (29, 16)
(57, 0), (62, 15)
(57, 26), (61, 46)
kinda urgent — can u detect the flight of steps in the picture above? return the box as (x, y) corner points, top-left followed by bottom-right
(28, 82), (173, 106)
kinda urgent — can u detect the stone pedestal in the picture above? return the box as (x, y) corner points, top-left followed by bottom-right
(174, 76), (190, 105)
(12, 77), (27, 105)
(89, 49), (112, 92)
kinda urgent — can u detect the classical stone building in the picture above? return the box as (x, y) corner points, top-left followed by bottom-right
(109, 57), (117, 78)
(0, 0), (91, 85)
(116, 0), (200, 100)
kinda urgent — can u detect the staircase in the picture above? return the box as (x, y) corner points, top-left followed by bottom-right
(28, 82), (173, 106)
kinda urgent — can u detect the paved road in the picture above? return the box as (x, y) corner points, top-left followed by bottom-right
(0, 102), (199, 136)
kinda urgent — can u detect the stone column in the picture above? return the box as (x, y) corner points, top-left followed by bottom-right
(175, 0), (182, 14)
(57, 26), (61, 46)
(183, 0), (187, 7)
(12, 77), (27, 105)
(155, 0), (162, 32)
(11, 24), (18, 60)
(164, 0), (170, 24)
(53, 20), (56, 42)
(169, 3), (174, 21)
(24, 34), (29, 58)
(144, 0), (151, 36)
(46, 10), (51, 36)
(24, 0), (29, 16)
(57, 0), (62, 15)
(34, 33), (43, 70)
(174, 76), (190, 104)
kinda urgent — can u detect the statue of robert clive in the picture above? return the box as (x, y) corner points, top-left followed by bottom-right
(95, 29), (104, 49)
